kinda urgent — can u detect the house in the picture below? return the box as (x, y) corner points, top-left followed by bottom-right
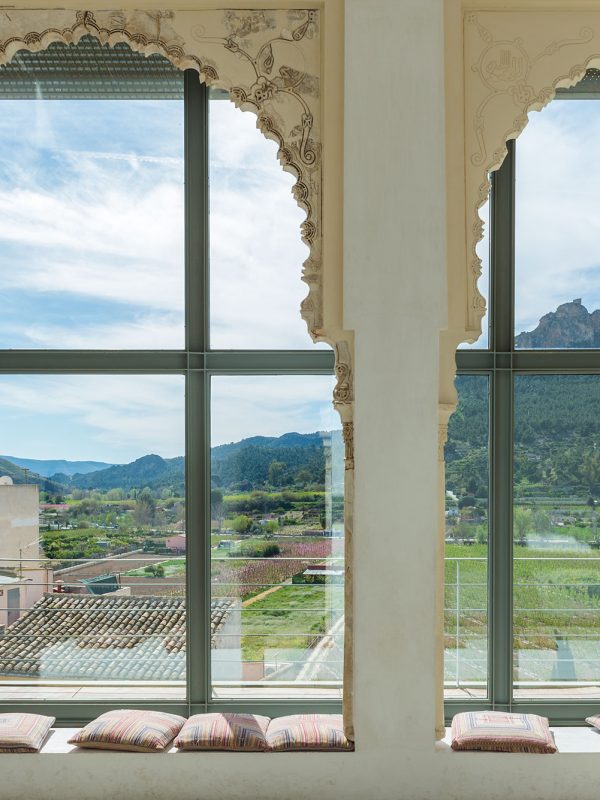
(165, 533), (186, 553)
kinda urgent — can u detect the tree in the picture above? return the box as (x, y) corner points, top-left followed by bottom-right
(458, 495), (476, 509)
(295, 468), (312, 487)
(135, 489), (156, 526)
(581, 449), (600, 499)
(231, 514), (252, 534)
(587, 495), (598, 539)
(268, 460), (286, 487)
(211, 489), (224, 530)
(513, 507), (532, 542)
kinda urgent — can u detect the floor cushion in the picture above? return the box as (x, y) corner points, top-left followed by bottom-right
(266, 714), (353, 752)
(68, 709), (185, 752)
(451, 711), (556, 753)
(174, 713), (270, 751)
(0, 713), (55, 753)
(584, 713), (600, 731)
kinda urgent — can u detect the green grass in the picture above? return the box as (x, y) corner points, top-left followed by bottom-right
(444, 544), (600, 648)
(124, 558), (185, 577)
(240, 585), (343, 662)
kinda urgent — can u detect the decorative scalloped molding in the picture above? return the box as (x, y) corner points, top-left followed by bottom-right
(464, 10), (600, 336)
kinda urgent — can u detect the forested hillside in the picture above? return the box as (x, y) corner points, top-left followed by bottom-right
(446, 371), (600, 499)
(0, 431), (343, 495)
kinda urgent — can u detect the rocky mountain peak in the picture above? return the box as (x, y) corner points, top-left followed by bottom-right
(515, 299), (600, 348)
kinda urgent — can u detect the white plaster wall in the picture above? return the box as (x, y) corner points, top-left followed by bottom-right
(3, 2), (600, 798)
(0, 484), (40, 568)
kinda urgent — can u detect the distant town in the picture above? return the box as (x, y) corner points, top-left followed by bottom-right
(0, 429), (344, 690)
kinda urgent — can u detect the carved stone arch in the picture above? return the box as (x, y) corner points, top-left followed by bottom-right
(464, 10), (600, 343)
(0, 7), (355, 739)
(437, 8), (600, 740)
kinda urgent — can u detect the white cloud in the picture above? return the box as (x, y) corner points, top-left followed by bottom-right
(19, 313), (184, 350)
(0, 179), (185, 313)
(0, 97), (319, 350)
(209, 101), (318, 350)
(211, 375), (340, 446)
(0, 375), (185, 462)
(515, 100), (600, 332)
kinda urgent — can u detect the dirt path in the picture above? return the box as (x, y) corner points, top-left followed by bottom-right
(242, 584), (283, 607)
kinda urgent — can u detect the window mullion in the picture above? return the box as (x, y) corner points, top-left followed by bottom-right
(185, 69), (208, 354)
(489, 141), (515, 709)
(184, 69), (209, 707)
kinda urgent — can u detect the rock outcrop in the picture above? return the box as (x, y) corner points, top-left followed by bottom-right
(515, 299), (600, 348)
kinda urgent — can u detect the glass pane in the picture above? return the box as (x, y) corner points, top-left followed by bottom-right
(209, 95), (327, 350)
(0, 37), (184, 349)
(0, 374), (185, 700)
(210, 375), (343, 699)
(444, 375), (489, 698)
(459, 196), (490, 349)
(514, 375), (600, 698)
(515, 100), (600, 348)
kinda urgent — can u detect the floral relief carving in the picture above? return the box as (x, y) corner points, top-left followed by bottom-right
(342, 422), (354, 471)
(464, 11), (599, 337)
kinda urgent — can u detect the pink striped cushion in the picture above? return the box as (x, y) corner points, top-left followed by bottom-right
(174, 713), (270, 751)
(451, 711), (556, 753)
(0, 713), (55, 752)
(585, 713), (600, 731)
(68, 709), (185, 752)
(266, 714), (353, 752)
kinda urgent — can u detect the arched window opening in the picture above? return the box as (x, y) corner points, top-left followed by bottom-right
(444, 70), (600, 719)
(0, 33), (343, 715)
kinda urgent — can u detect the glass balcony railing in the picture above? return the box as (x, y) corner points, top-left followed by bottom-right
(445, 555), (600, 699)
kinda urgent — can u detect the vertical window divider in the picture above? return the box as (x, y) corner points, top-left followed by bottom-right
(184, 69), (209, 709)
(489, 140), (516, 710)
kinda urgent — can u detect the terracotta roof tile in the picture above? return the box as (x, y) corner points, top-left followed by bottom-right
(0, 593), (236, 681)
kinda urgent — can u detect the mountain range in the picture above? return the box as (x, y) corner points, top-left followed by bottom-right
(0, 430), (343, 494)
(0, 456), (113, 478)
(3, 300), (596, 497)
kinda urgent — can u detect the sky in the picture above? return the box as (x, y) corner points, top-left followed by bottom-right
(0, 63), (337, 462)
(467, 98), (600, 347)
(0, 373), (339, 462)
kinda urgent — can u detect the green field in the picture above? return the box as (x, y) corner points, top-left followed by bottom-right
(445, 544), (600, 648)
(240, 585), (343, 662)
(124, 558), (185, 577)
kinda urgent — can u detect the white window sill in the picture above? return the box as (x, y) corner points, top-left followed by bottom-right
(437, 727), (600, 754)
(35, 729), (352, 754)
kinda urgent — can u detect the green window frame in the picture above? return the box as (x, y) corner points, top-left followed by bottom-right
(0, 68), (339, 724)
(446, 102), (600, 725)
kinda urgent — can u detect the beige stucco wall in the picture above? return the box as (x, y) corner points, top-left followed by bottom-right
(3, 1), (600, 798)
(0, 484), (40, 569)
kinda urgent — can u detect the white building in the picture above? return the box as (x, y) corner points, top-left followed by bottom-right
(0, 478), (52, 626)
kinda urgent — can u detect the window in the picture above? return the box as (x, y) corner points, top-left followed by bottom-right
(445, 73), (600, 721)
(0, 36), (342, 721)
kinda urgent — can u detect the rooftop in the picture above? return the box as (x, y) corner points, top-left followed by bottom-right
(0, 593), (235, 681)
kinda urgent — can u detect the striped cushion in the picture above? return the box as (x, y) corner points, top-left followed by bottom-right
(68, 710), (185, 752)
(451, 711), (556, 753)
(174, 713), (270, 751)
(0, 713), (55, 753)
(585, 713), (600, 730)
(266, 714), (353, 752)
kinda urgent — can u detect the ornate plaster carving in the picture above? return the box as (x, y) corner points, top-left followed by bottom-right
(464, 10), (600, 337)
(342, 421), (354, 470)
